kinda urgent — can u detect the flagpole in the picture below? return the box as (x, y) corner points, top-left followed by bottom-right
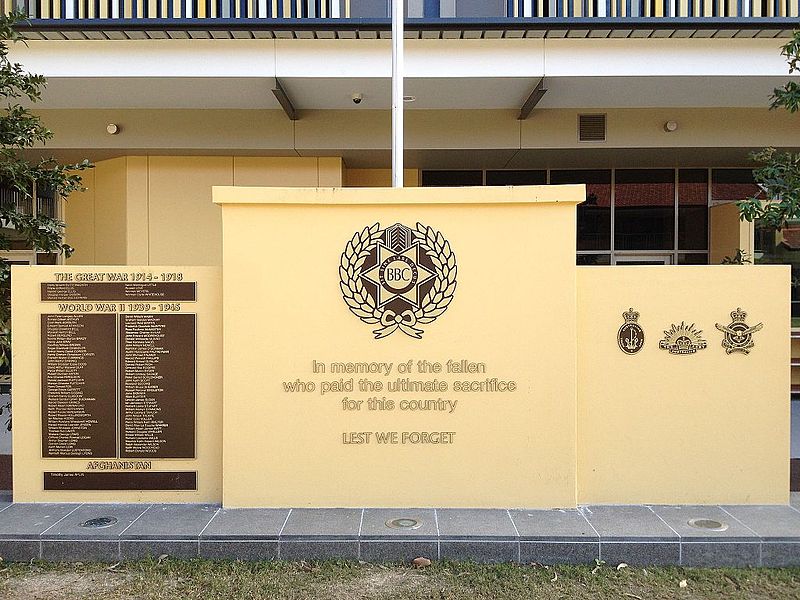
(391, 0), (404, 188)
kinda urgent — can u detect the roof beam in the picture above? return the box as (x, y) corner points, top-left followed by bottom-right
(518, 78), (547, 120)
(272, 78), (298, 121)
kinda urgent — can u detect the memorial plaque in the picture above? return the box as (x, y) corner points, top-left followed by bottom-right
(41, 281), (196, 302)
(13, 266), (220, 503)
(44, 471), (197, 491)
(120, 313), (196, 459)
(41, 313), (117, 458)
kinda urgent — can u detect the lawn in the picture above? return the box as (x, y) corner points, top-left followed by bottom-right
(2, 559), (800, 599)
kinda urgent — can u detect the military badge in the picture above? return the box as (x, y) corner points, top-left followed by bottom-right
(715, 308), (763, 355)
(339, 222), (457, 339)
(659, 322), (707, 355)
(617, 308), (644, 355)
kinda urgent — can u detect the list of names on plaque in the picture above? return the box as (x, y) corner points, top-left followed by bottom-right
(120, 313), (196, 459)
(41, 313), (117, 458)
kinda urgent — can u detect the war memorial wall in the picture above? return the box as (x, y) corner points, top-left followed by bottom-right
(10, 185), (790, 506)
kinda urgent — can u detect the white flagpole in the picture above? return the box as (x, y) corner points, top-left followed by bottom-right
(391, 0), (404, 188)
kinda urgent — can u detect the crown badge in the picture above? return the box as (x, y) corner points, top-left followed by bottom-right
(339, 222), (457, 339)
(715, 307), (763, 355)
(617, 307), (644, 355)
(659, 322), (707, 355)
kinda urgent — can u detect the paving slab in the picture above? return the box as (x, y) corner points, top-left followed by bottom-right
(761, 542), (800, 567)
(650, 505), (759, 541)
(361, 509), (437, 539)
(520, 541), (598, 565)
(600, 541), (681, 566)
(581, 506), (678, 541)
(791, 493), (800, 510)
(0, 540), (40, 561)
(42, 504), (150, 539)
(200, 508), (289, 540)
(200, 540), (278, 560)
(510, 509), (597, 541)
(280, 509), (362, 539)
(279, 540), (359, 560)
(360, 540), (439, 562)
(680, 541), (761, 568)
(120, 504), (218, 540)
(0, 503), (80, 538)
(121, 540), (199, 560)
(722, 505), (800, 540)
(41, 540), (120, 562)
(440, 540), (518, 563)
(436, 509), (517, 540)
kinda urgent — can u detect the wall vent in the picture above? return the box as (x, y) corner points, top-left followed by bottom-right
(578, 114), (606, 142)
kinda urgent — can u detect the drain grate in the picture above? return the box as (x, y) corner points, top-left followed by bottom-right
(385, 517), (422, 530)
(687, 518), (728, 532)
(80, 516), (118, 529)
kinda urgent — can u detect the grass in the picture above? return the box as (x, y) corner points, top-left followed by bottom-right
(1, 559), (800, 599)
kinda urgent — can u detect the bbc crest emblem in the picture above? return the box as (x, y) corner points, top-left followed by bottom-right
(339, 222), (457, 339)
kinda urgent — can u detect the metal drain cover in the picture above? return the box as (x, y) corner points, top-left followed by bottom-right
(385, 517), (422, 530)
(687, 518), (728, 532)
(80, 516), (118, 529)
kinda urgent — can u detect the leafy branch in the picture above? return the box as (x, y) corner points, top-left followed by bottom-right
(737, 30), (800, 228)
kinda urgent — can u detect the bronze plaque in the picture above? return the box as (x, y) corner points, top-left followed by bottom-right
(41, 313), (117, 458)
(119, 313), (196, 459)
(44, 471), (197, 491)
(41, 282), (196, 302)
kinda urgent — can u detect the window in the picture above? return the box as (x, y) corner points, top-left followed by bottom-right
(422, 168), (710, 266)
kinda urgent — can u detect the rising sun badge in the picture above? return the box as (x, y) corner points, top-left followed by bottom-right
(715, 308), (763, 355)
(658, 322), (708, 355)
(339, 222), (457, 339)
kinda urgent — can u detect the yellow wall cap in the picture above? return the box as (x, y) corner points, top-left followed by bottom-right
(212, 185), (586, 206)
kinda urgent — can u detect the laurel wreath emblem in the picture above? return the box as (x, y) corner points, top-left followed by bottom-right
(339, 222), (457, 339)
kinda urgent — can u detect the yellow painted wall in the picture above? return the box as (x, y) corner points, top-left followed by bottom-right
(577, 265), (790, 505)
(92, 157), (128, 265)
(64, 156), (345, 267)
(147, 156), (230, 266)
(345, 168), (421, 187)
(64, 169), (96, 265)
(215, 185), (582, 508)
(710, 203), (755, 264)
(65, 158), (129, 266)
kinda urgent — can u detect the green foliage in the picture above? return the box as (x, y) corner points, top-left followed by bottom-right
(737, 30), (800, 228)
(0, 12), (92, 429)
(721, 249), (753, 264)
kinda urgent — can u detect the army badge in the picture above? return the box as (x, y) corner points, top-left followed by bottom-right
(617, 308), (644, 355)
(339, 222), (457, 339)
(659, 322), (707, 355)
(715, 308), (763, 355)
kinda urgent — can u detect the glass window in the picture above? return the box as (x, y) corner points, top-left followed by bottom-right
(678, 169), (708, 251)
(421, 170), (483, 187)
(551, 170), (611, 252)
(576, 254), (611, 266)
(678, 253), (708, 265)
(711, 169), (761, 204)
(614, 169), (675, 251)
(485, 170), (546, 186)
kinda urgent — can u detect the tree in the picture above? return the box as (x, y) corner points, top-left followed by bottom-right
(0, 12), (92, 430)
(737, 31), (800, 228)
